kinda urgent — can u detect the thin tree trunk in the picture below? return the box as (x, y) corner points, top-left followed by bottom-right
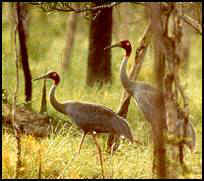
(13, 24), (21, 179)
(62, 3), (79, 71)
(86, 2), (112, 87)
(16, 2), (32, 107)
(40, 79), (47, 114)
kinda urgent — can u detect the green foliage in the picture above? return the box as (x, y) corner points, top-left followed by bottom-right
(2, 3), (202, 178)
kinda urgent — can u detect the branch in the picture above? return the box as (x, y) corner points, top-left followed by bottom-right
(179, 14), (202, 35)
(29, 2), (122, 13)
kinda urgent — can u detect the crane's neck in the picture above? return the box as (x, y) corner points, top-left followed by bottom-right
(49, 84), (66, 115)
(120, 56), (134, 94)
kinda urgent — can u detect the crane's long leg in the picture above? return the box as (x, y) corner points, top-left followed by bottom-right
(92, 133), (104, 179)
(78, 132), (87, 154)
(107, 134), (120, 153)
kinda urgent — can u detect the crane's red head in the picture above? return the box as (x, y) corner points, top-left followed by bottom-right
(33, 71), (60, 85)
(104, 40), (132, 57)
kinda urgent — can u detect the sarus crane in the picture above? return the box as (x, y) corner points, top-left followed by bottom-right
(34, 71), (134, 178)
(105, 40), (196, 152)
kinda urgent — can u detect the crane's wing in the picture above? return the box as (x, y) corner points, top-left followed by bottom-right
(130, 82), (166, 123)
(63, 101), (133, 142)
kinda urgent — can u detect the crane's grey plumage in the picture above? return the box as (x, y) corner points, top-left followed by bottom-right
(34, 71), (134, 178)
(106, 40), (196, 152)
(120, 56), (166, 123)
(49, 83), (133, 142)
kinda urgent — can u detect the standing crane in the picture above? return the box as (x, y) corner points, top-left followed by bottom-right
(104, 40), (196, 152)
(34, 71), (134, 178)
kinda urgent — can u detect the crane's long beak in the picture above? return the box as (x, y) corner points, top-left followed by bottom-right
(33, 74), (48, 81)
(104, 43), (121, 50)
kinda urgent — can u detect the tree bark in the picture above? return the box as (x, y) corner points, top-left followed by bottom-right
(40, 79), (47, 114)
(16, 2), (32, 106)
(86, 2), (112, 87)
(148, 3), (167, 178)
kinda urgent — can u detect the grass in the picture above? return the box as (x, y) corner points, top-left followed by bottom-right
(2, 3), (202, 179)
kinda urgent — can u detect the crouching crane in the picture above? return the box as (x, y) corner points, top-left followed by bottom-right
(34, 71), (134, 178)
(105, 40), (196, 152)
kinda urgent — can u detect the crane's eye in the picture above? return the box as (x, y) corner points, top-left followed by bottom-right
(126, 42), (130, 46)
(51, 72), (57, 78)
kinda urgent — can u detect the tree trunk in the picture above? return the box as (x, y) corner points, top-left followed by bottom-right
(86, 2), (112, 87)
(40, 79), (47, 114)
(16, 2), (32, 107)
(62, 3), (79, 71)
(148, 3), (167, 178)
